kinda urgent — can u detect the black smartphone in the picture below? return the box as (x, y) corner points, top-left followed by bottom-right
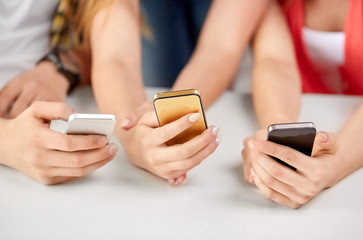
(267, 122), (316, 171)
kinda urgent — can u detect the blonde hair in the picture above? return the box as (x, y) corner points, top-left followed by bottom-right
(51, 0), (152, 52)
(68, 0), (113, 50)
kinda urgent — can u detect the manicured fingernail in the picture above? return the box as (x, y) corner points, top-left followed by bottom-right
(189, 113), (200, 122)
(248, 175), (253, 184)
(176, 175), (187, 184)
(318, 132), (327, 143)
(109, 144), (119, 155)
(182, 176), (187, 184)
(250, 168), (256, 177)
(120, 118), (130, 128)
(216, 135), (222, 145)
(248, 140), (254, 150)
(98, 137), (108, 146)
(168, 178), (177, 185)
(212, 126), (220, 136)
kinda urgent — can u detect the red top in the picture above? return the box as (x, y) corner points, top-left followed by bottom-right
(281, 0), (363, 94)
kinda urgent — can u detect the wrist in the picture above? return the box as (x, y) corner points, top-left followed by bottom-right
(326, 144), (345, 188)
(37, 61), (70, 95)
(38, 49), (81, 94)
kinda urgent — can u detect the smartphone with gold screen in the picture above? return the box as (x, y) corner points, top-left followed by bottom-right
(153, 89), (207, 145)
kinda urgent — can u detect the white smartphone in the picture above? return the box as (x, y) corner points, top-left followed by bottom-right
(50, 113), (116, 141)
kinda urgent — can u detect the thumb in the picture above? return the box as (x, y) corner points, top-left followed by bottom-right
(312, 131), (338, 156)
(121, 101), (153, 130)
(29, 101), (75, 121)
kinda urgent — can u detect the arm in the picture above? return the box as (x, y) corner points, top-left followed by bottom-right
(251, 1), (301, 127)
(329, 104), (363, 186)
(90, 0), (220, 184)
(172, 0), (271, 108)
(243, 2), (363, 209)
(90, 0), (145, 133)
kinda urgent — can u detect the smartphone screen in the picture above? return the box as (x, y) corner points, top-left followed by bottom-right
(153, 89), (207, 145)
(267, 122), (316, 171)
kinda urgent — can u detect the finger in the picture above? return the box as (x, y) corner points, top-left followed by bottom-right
(254, 140), (309, 173)
(255, 151), (309, 192)
(39, 176), (75, 185)
(176, 174), (187, 184)
(0, 82), (21, 117)
(153, 126), (219, 162)
(162, 135), (221, 177)
(49, 157), (112, 177)
(138, 110), (159, 128)
(167, 174), (187, 186)
(312, 131), (338, 156)
(251, 169), (299, 208)
(8, 91), (36, 118)
(241, 148), (253, 183)
(40, 129), (109, 151)
(256, 129), (267, 140)
(120, 101), (153, 130)
(153, 112), (202, 145)
(29, 101), (75, 121)
(45, 143), (118, 168)
(253, 160), (308, 206)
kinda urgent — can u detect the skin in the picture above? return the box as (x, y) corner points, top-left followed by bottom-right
(89, 0), (270, 184)
(0, 101), (118, 185)
(242, 0), (363, 208)
(0, 50), (90, 119)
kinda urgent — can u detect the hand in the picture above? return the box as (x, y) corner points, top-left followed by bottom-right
(119, 110), (221, 185)
(0, 61), (70, 118)
(120, 101), (190, 184)
(242, 131), (338, 208)
(0, 102), (118, 185)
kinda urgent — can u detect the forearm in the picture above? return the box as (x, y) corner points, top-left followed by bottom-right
(330, 103), (363, 186)
(92, 60), (146, 137)
(172, 49), (240, 109)
(172, 0), (270, 109)
(252, 59), (301, 128)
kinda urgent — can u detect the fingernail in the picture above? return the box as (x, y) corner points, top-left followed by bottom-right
(248, 175), (253, 184)
(177, 176), (183, 184)
(177, 175), (188, 184)
(212, 126), (220, 136)
(109, 144), (119, 155)
(120, 118), (130, 128)
(318, 132), (328, 143)
(250, 168), (256, 177)
(216, 135), (222, 145)
(189, 113), (200, 123)
(182, 176), (187, 184)
(98, 137), (108, 146)
(248, 140), (254, 150)
(168, 178), (177, 185)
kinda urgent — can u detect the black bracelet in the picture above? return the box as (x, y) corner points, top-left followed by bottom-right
(38, 49), (81, 94)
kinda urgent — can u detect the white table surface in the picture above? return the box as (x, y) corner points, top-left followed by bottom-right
(1, 86), (363, 240)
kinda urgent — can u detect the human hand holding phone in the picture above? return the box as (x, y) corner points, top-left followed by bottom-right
(0, 102), (118, 185)
(119, 90), (221, 185)
(242, 124), (339, 208)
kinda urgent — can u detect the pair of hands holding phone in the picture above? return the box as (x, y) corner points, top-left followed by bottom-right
(119, 101), (221, 185)
(242, 129), (340, 208)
